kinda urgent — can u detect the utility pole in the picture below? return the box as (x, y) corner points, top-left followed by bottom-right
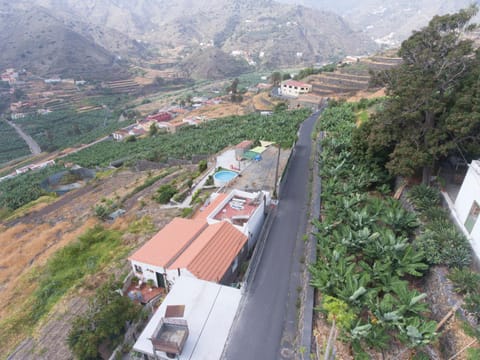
(273, 143), (280, 199)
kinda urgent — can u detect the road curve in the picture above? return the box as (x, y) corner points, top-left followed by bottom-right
(6, 120), (42, 155)
(222, 111), (320, 360)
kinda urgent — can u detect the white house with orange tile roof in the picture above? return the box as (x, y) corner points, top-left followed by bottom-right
(128, 218), (208, 288)
(168, 221), (248, 283)
(128, 217), (248, 288)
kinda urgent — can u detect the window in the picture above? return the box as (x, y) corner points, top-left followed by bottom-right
(232, 257), (238, 272)
(134, 264), (143, 274)
(465, 201), (480, 233)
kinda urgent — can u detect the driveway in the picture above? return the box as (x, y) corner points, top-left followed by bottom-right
(222, 111), (320, 359)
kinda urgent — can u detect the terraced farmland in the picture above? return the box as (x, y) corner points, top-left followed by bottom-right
(104, 79), (140, 94)
(307, 57), (401, 98)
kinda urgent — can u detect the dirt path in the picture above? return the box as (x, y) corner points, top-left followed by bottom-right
(6, 120), (41, 155)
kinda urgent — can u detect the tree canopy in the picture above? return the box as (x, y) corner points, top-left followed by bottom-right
(67, 279), (141, 360)
(365, 6), (480, 183)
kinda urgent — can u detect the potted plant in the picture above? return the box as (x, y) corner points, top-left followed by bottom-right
(147, 279), (155, 291)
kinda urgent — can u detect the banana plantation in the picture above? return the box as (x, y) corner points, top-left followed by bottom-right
(312, 103), (438, 357)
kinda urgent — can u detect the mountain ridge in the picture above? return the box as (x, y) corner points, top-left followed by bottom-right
(278, 0), (479, 47)
(0, 0), (378, 80)
(0, 5), (131, 81)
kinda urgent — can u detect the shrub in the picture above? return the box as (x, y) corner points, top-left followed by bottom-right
(416, 228), (471, 268)
(320, 295), (357, 330)
(154, 184), (177, 204)
(409, 187), (472, 268)
(128, 216), (155, 234)
(172, 190), (189, 203)
(205, 175), (214, 186)
(448, 268), (480, 295)
(408, 185), (440, 213)
(181, 207), (193, 218)
(464, 293), (480, 322)
(191, 189), (201, 203)
(198, 160), (207, 173)
(94, 204), (110, 220)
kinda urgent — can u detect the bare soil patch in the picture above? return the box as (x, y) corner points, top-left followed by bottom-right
(347, 88), (386, 102)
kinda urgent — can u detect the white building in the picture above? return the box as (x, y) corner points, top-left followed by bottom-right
(128, 189), (270, 288)
(128, 217), (248, 288)
(279, 80), (312, 98)
(454, 160), (480, 257)
(203, 189), (271, 251)
(132, 277), (241, 360)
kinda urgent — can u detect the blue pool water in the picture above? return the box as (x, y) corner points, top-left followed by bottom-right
(214, 170), (238, 186)
(214, 170), (238, 181)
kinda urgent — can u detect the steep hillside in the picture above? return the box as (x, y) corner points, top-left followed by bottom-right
(220, 5), (376, 67)
(180, 48), (252, 80)
(279, 0), (477, 47)
(147, 1), (378, 68)
(0, 6), (129, 80)
(3, 0), (377, 72)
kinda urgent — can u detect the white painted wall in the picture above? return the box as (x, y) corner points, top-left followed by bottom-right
(131, 261), (198, 288)
(454, 160), (480, 257)
(130, 260), (166, 287)
(243, 200), (266, 250)
(216, 149), (247, 171)
(280, 82), (312, 97)
(206, 189), (271, 250)
(166, 268), (196, 286)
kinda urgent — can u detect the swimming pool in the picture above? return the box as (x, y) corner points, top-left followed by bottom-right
(214, 170), (238, 187)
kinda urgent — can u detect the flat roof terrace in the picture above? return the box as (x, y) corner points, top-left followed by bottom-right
(151, 318), (189, 355)
(133, 277), (241, 360)
(213, 196), (258, 225)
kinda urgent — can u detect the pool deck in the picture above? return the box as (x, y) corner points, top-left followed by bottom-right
(226, 146), (291, 193)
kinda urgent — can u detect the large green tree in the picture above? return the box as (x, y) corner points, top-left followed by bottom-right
(367, 6), (479, 183)
(67, 280), (141, 360)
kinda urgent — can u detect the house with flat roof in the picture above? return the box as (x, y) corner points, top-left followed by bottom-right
(279, 79), (312, 98)
(132, 277), (241, 360)
(202, 189), (270, 251)
(128, 217), (248, 288)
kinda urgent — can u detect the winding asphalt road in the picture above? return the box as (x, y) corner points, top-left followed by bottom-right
(6, 120), (42, 155)
(223, 111), (320, 359)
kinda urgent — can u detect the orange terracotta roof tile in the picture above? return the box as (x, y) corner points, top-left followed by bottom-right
(169, 222), (247, 282)
(235, 140), (253, 149)
(193, 193), (228, 221)
(128, 218), (207, 267)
